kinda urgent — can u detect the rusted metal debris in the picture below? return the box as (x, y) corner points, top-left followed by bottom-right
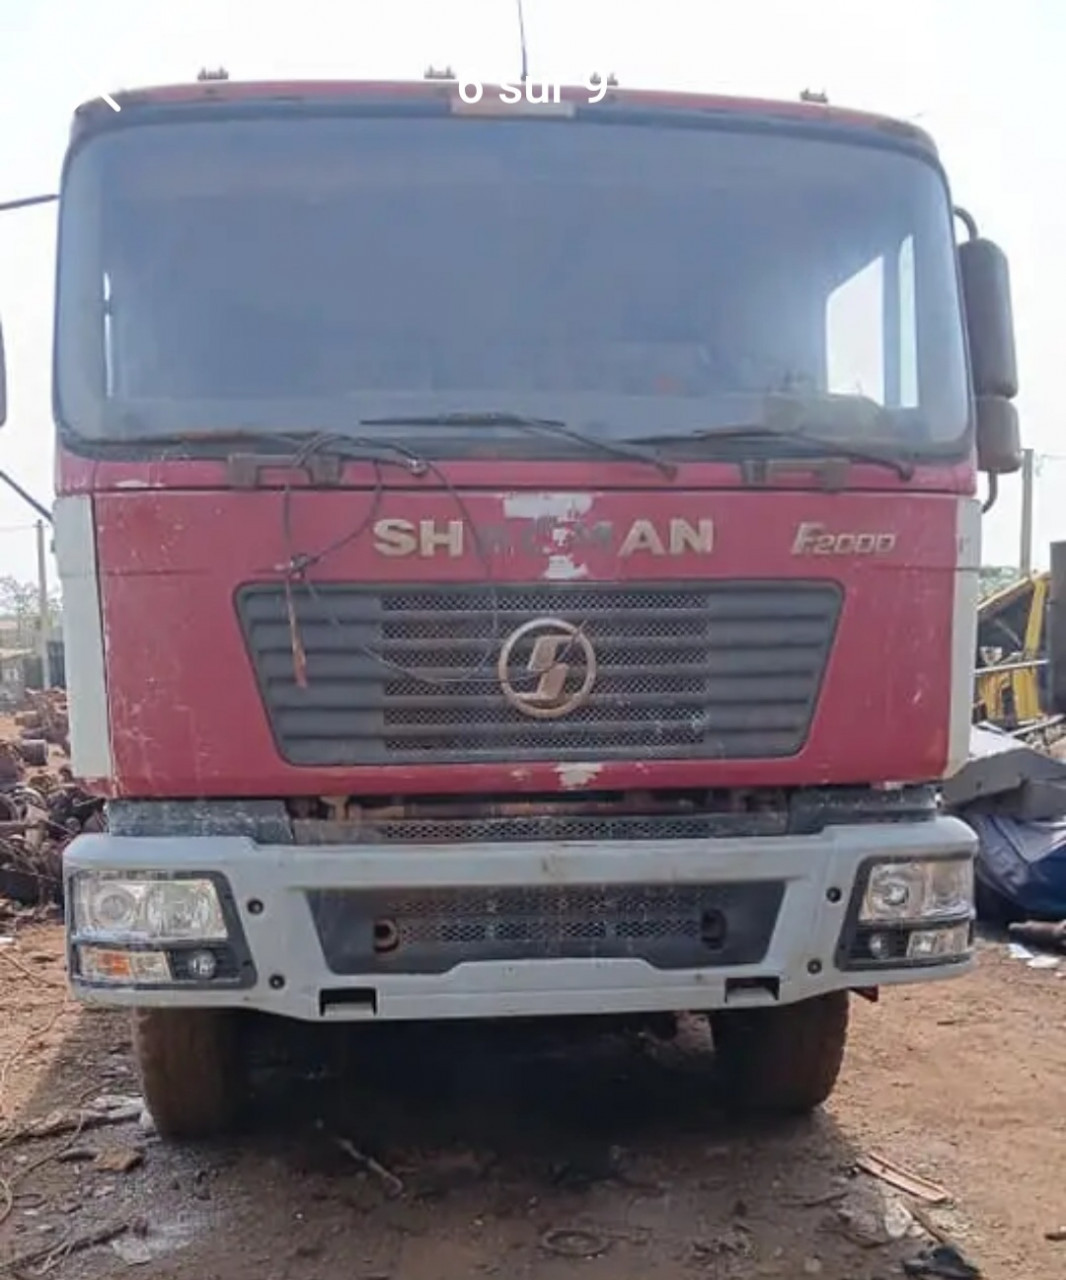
(1007, 919), (1066, 952)
(13, 689), (70, 757)
(0, 775), (104, 905)
(0, 1094), (145, 1145)
(0, 695), (103, 906)
(333, 1137), (405, 1197)
(855, 1152), (951, 1206)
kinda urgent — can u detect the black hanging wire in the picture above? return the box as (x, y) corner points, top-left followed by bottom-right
(277, 434), (505, 689)
(0, 193), (57, 214)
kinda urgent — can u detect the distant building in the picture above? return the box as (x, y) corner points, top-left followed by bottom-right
(0, 648), (36, 705)
(0, 640), (66, 703)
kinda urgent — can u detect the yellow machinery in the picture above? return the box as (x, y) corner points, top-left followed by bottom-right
(974, 572), (1050, 726)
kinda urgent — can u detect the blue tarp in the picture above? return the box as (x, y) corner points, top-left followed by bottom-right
(969, 812), (1066, 920)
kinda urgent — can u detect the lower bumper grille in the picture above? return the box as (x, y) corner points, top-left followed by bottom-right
(308, 882), (785, 975)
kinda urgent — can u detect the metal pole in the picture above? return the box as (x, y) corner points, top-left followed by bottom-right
(0, 468), (51, 522)
(1020, 447), (1035, 575)
(516, 0), (529, 81)
(35, 519), (51, 689)
(1050, 541), (1066, 714)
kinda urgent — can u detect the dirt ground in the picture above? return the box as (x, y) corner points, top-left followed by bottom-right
(0, 923), (1061, 1280)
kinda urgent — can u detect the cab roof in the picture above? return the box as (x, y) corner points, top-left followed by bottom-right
(70, 78), (938, 156)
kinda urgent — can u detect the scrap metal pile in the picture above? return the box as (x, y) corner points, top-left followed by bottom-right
(945, 724), (1066, 929)
(13, 688), (71, 760)
(952, 560), (1066, 933)
(0, 690), (103, 906)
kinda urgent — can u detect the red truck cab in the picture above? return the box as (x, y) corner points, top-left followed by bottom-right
(1, 78), (1022, 1137)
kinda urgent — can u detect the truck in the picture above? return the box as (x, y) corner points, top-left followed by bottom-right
(0, 76), (1022, 1138)
(974, 570), (1051, 729)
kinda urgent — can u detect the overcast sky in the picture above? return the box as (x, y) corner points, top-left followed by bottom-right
(0, 0), (1061, 583)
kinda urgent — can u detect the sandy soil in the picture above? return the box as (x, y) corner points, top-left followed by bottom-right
(0, 922), (1062, 1280)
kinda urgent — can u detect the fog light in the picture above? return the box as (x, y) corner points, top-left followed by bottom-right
(186, 949), (218, 981)
(860, 859), (973, 923)
(866, 931), (894, 960)
(907, 923), (971, 959)
(80, 946), (171, 984)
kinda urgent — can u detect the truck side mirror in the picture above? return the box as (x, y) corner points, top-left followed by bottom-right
(957, 236), (1021, 474)
(975, 396), (1021, 475)
(959, 238), (1017, 399)
(0, 319), (6, 427)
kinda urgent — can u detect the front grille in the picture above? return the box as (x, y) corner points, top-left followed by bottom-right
(237, 582), (841, 767)
(308, 882), (785, 974)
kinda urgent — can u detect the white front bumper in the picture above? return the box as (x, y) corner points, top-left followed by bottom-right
(64, 816), (976, 1022)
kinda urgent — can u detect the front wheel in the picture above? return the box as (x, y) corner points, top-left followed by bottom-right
(710, 991), (849, 1115)
(132, 1008), (244, 1139)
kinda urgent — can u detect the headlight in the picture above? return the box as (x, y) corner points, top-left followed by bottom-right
(143, 882), (225, 940)
(860, 858), (973, 923)
(72, 875), (228, 943)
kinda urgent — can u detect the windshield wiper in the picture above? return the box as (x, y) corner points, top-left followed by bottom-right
(623, 424), (914, 480)
(361, 411), (676, 477)
(127, 428), (433, 484)
(132, 428), (396, 455)
(623, 390), (916, 480)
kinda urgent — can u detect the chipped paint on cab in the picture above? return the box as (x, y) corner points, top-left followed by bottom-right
(544, 554), (589, 581)
(501, 492), (594, 521)
(555, 762), (604, 789)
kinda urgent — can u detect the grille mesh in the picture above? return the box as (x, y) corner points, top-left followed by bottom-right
(291, 811), (787, 845)
(237, 581), (841, 766)
(308, 881), (785, 974)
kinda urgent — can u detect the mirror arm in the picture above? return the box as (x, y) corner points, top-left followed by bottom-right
(954, 206), (979, 242)
(981, 470), (999, 514)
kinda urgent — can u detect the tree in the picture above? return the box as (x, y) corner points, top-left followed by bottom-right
(0, 577), (62, 646)
(0, 577), (38, 645)
(979, 566), (1023, 601)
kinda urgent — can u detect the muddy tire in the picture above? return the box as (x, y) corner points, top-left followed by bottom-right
(711, 991), (849, 1115)
(132, 1009), (243, 1139)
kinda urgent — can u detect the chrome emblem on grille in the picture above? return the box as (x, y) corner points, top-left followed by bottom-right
(497, 618), (597, 719)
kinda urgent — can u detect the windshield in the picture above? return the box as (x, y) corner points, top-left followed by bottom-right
(55, 110), (970, 457)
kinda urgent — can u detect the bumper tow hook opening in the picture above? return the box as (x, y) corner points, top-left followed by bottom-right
(724, 976), (780, 1003)
(320, 988), (379, 1018)
(699, 909), (727, 951)
(373, 918), (399, 954)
